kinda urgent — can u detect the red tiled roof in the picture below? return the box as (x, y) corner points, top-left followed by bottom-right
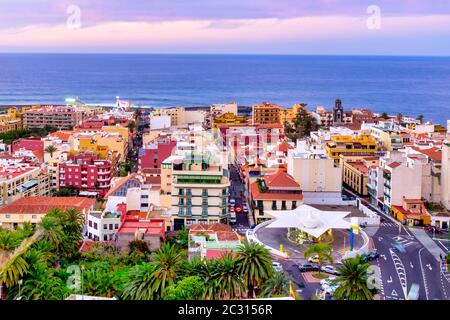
(0, 196), (96, 215)
(250, 181), (303, 201)
(264, 170), (301, 189)
(387, 161), (402, 169)
(216, 231), (240, 241)
(205, 249), (232, 260)
(410, 146), (442, 162)
(392, 205), (430, 218)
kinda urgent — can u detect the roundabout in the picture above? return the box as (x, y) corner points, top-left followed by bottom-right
(253, 204), (367, 261)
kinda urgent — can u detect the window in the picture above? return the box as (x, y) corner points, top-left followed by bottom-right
(109, 224), (113, 230)
(115, 224), (119, 229)
(141, 195), (149, 199)
(103, 224), (107, 230)
(103, 235), (108, 241)
(281, 201), (287, 210)
(88, 220), (92, 227)
(292, 201), (297, 209)
(5, 214), (10, 218)
(94, 222), (98, 230)
(272, 201), (277, 210)
(32, 215), (37, 219)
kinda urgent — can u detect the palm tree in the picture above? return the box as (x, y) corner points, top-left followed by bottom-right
(333, 256), (374, 300)
(44, 145), (58, 159)
(21, 265), (68, 300)
(150, 243), (183, 298)
(396, 113), (403, 124)
(381, 112), (389, 120)
(122, 263), (157, 300)
(303, 243), (334, 274)
(236, 242), (273, 298)
(214, 253), (245, 299)
(0, 254), (28, 289)
(260, 272), (290, 297)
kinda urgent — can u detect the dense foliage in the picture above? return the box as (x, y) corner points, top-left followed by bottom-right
(0, 210), (279, 300)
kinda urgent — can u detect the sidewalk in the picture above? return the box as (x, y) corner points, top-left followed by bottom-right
(409, 227), (446, 261)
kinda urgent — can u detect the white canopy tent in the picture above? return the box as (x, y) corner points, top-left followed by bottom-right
(265, 204), (351, 238)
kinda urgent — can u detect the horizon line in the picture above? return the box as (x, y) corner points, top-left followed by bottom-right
(0, 52), (449, 58)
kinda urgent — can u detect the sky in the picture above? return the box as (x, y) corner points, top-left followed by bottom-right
(0, 0), (450, 55)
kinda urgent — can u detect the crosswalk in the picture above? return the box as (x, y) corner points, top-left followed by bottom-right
(381, 222), (400, 228)
(392, 235), (417, 248)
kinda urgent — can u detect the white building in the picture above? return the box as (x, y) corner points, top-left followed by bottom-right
(287, 140), (342, 199)
(86, 211), (121, 241)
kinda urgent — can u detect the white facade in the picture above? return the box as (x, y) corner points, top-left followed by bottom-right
(210, 102), (238, 116)
(442, 143), (450, 210)
(150, 115), (171, 130)
(287, 140), (341, 193)
(86, 211), (121, 241)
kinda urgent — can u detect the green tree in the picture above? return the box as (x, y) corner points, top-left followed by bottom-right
(21, 265), (69, 300)
(55, 189), (71, 197)
(121, 263), (157, 300)
(163, 276), (204, 300)
(284, 108), (319, 143)
(333, 256), (374, 300)
(150, 243), (183, 298)
(396, 113), (403, 124)
(303, 243), (334, 274)
(44, 145), (58, 159)
(236, 242), (273, 298)
(381, 112), (389, 120)
(260, 271), (290, 297)
(213, 253), (245, 299)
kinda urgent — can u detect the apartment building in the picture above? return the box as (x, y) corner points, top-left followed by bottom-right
(0, 165), (50, 206)
(341, 156), (379, 196)
(210, 102), (238, 117)
(250, 170), (303, 223)
(441, 142), (450, 210)
(23, 106), (84, 130)
(212, 112), (246, 129)
(170, 153), (230, 230)
(138, 138), (176, 170)
(287, 140), (342, 195)
(252, 102), (281, 125)
(58, 152), (112, 196)
(324, 134), (379, 165)
(73, 131), (128, 162)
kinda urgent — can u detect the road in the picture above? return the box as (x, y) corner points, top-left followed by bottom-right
(228, 164), (250, 234)
(343, 187), (450, 300)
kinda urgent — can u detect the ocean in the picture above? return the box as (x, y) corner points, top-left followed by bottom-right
(0, 53), (449, 124)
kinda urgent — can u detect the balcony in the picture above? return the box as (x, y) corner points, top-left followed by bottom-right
(81, 170), (87, 174)
(98, 177), (110, 182)
(81, 177), (87, 181)
(99, 170), (111, 175)
(383, 173), (391, 180)
(383, 182), (391, 189)
(81, 184), (88, 188)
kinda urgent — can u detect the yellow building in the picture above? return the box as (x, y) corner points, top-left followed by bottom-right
(101, 125), (130, 140)
(75, 132), (128, 161)
(391, 199), (431, 227)
(341, 156), (379, 196)
(252, 102), (281, 125)
(279, 104), (304, 125)
(212, 112), (246, 129)
(0, 117), (22, 133)
(324, 135), (379, 165)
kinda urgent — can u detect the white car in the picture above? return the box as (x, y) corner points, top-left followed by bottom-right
(322, 283), (339, 294)
(272, 262), (283, 272)
(320, 277), (336, 287)
(229, 199), (236, 205)
(321, 265), (339, 275)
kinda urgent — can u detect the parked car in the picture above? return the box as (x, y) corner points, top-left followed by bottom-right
(322, 283), (340, 295)
(272, 262), (283, 272)
(243, 207), (249, 214)
(307, 255), (320, 263)
(298, 263), (319, 272)
(320, 277), (336, 287)
(229, 199), (236, 205)
(361, 249), (379, 263)
(320, 265), (340, 275)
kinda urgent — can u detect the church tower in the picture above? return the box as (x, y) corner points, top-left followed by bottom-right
(333, 99), (344, 125)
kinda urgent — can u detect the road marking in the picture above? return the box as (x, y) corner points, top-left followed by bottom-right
(418, 247), (430, 300)
(380, 254), (387, 261)
(391, 289), (398, 296)
(410, 262), (414, 269)
(389, 248), (408, 299)
(387, 276), (393, 283)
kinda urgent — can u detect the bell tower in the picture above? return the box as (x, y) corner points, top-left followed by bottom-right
(333, 99), (344, 125)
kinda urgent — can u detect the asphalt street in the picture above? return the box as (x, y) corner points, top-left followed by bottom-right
(229, 164), (250, 233)
(343, 187), (450, 300)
